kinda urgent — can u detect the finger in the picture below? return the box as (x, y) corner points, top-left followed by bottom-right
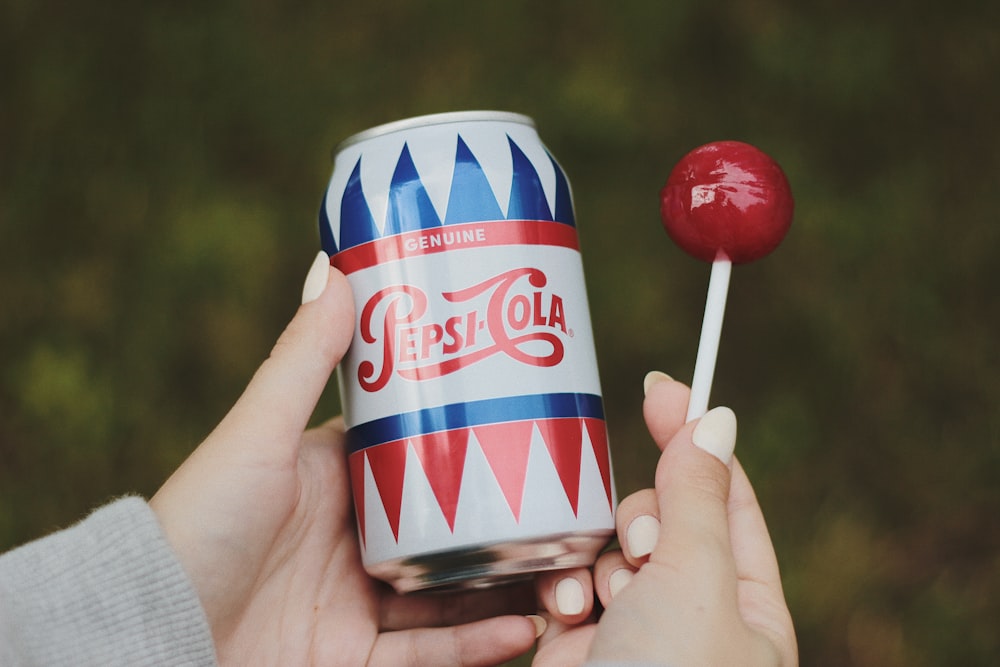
(651, 406), (738, 586)
(729, 458), (798, 665)
(593, 549), (636, 608)
(368, 615), (537, 667)
(211, 252), (355, 459)
(378, 581), (536, 630)
(534, 568), (593, 624)
(533, 623), (597, 667)
(642, 371), (691, 452)
(614, 488), (659, 565)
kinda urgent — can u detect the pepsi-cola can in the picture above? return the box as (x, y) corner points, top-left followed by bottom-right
(319, 111), (615, 592)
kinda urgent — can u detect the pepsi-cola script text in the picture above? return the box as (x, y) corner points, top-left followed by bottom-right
(357, 267), (568, 391)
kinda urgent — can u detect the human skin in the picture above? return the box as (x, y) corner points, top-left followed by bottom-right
(150, 252), (795, 666)
(151, 254), (553, 666)
(532, 373), (797, 666)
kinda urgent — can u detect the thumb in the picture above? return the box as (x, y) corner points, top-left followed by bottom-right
(213, 251), (355, 453)
(651, 406), (738, 573)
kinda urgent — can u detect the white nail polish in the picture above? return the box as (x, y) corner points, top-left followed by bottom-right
(691, 406), (737, 465)
(643, 370), (673, 396)
(608, 568), (633, 598)
(526, 614), (547, 638)
(301, 251), (330, 304)
(626, 514), (660, 558)
(555, 577), (585, 616)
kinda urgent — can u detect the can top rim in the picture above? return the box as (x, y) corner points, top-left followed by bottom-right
(336, 111), (536, 153)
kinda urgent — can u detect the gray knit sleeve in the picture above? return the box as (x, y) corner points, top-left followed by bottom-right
(0, 496), (217, 666)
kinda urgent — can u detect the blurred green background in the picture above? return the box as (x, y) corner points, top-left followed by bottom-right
(2, 0), (997, 664)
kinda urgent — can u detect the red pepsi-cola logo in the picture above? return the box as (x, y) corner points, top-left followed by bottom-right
(357, 267), (570, 392)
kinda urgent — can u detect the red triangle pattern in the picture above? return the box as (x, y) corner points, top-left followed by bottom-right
(584, 418), (614, 509)
(536, 418), (584, 516)
(474, 421), (535, 521)
(364, 439), (407, 540)
(348, 451), (368, 546)
(408, 430), (469, 531)
(355, 417), (612, 541)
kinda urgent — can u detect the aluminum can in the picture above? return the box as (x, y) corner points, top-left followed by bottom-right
(320, 111), (615, 592)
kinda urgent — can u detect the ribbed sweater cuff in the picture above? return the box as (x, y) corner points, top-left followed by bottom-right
(0, 496), (217, 666)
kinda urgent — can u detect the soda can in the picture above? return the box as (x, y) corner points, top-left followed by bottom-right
(319, 111), (615, 592)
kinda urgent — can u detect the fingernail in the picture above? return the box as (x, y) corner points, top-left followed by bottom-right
(626, 514), (660, 559)
(692, 406), (737, 465)
(526, 614), (547, 638)
(643, 370), (673, 396)
(555, 577), (585, 616)
(608, 568), (633, 598)
(301, 251), (331, 304)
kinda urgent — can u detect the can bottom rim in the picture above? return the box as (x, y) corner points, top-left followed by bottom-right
(366, 529), (614, 594)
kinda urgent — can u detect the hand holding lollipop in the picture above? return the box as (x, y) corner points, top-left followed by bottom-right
(573, 147), (796, 666)
(660, 140), (794, 421)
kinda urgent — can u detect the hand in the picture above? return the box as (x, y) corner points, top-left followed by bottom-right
(534, 372), (797, 666)
(150, 252), (541, 666)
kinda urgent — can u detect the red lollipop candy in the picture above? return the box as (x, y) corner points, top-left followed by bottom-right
(659, 141), (794, 420)
(661, 140), (793, 264)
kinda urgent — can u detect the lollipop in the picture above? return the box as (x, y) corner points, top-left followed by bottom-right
(660, 140), (793, 421)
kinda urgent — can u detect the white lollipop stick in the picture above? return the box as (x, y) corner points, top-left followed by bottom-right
(686, 256), (732, 422)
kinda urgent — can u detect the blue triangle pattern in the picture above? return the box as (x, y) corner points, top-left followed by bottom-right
(549, 152), (576, 228)
(506, 136), (553, 221)
(339, 157), (380, 250)
(333, 138), (579, 252)
(444, 136), (505, 225)
(318, 190), (338, 254)
(384, 143), (442, 236)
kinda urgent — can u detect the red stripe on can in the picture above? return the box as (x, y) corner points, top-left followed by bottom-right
(332, 220), (580, 275)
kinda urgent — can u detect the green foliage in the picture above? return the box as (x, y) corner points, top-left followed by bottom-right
(2, 0), (998, 663)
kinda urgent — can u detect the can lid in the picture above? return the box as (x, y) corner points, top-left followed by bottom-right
(336, 111), (535, 153)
